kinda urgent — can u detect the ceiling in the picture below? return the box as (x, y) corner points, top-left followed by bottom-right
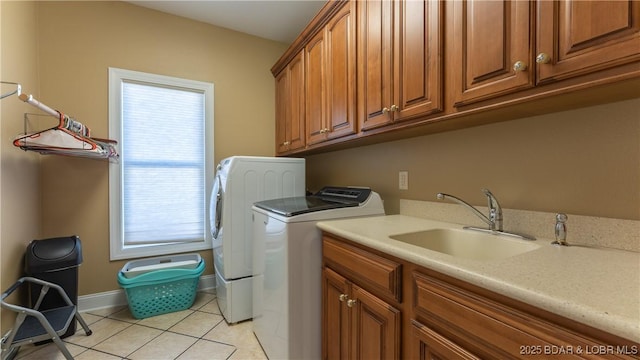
(127, 1), (327, 44)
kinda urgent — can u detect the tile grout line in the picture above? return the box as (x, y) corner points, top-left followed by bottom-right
(98, 297), (234, 359)
(17, 292), (259, 360)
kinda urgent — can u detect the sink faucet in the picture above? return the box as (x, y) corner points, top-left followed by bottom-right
(436, 189), (534, 240)
(436, 189), (503, 231)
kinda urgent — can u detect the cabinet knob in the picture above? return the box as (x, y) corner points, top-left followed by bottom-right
(383, 105), (399, 114)
(347, 299), (357, 308)
(536, 53), (551, 64)
(282, 141), (290, 146)
(319, 128), (330, 134)
(513, 61), (528, 72)
(339, 294), (348, 302)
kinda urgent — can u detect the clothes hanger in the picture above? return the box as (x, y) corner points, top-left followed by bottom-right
(2, 82), (119, 161)
(12, 92), (119, 161)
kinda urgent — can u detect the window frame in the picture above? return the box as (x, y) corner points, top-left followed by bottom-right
(108, 67), (214, 260)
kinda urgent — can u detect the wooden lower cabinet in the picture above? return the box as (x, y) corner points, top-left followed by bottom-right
(322, 238), (402, 360)
(410, 320), (479, 360)
(322, 267), (401, 360)
(351, 285), (401, 359)
(323, 267), (350, 360)
(322, 233), (639, 360)
(412, 270), (639, 359)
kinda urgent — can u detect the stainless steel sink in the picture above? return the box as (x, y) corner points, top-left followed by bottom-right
(389, 228), (540, 261)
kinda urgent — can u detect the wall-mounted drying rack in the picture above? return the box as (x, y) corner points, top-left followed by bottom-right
(1, 81), (119, 162)
(1, 81), (21, 100)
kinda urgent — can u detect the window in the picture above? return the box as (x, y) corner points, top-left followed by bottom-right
(108, 68), (214, 260)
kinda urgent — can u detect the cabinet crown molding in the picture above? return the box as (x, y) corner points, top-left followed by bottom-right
(271, 0), (347, 76)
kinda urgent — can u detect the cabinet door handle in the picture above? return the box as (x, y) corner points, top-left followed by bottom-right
(513, 61), (528, 72)
(282, 141), (290, 146)
(339, 294), (348, 302)
(536, 53), (551, 64)
(383, 105), (399, 114)
(347, 299), (357, 308)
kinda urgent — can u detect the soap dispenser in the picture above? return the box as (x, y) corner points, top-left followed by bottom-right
(552, 213), (568, 246)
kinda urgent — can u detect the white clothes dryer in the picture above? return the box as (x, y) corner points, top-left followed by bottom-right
(210, 156), (305, 323)
(252, 187), (385, 360)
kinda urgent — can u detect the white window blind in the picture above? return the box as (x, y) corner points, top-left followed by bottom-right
(122, 82), (205, 244)
(109, 68), (214, 260)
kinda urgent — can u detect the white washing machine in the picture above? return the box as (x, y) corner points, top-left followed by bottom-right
(210, 156), (305, 323)
(252, 187), (385, 360)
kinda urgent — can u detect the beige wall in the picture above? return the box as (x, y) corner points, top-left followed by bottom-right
(31, 1), (287, 296)
(306, 98), (640, 221)
(1, 1), (42, 334)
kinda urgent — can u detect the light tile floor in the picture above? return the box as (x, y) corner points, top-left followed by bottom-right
(14, 290), (268, 360)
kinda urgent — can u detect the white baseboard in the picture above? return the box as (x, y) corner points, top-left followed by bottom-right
(78, 289), (128, 312)
(78, 274), (216, 312)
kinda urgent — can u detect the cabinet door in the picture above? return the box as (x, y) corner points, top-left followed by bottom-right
(358, 0), (395, 131)
(287, 51), (306, 152)
(307, 1), (357, 146)
(276, 51), (306, 154)
(394, 0), (443, 121)
(536, 0), (640, 83)
(410, 321), (480, 360)
(351, 285), (401, 360)
(306, 30), (327, 146)
(453, 0), (534, 106)
(359, 0), (443, 130)
(326, 0), (357, 140)
(323, 268), (350, 360)
(275, 69), (290, 154)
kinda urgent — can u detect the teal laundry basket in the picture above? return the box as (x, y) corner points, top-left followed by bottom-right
(117, 254), (205, 319)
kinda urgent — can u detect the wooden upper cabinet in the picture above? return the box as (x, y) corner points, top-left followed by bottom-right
(275, 70), (287, 153)
(394, 0), (444, 120)
(453, 0), (639, 106)
(306, 1), (357, 146)
(275, 50), (306, 154)
(327, 1), (357, 141)
(358, 0), (394, 130)
(452, 0), (534, 107)
(359, 0), (443, 131)
(274, 0), (639, 155)
(536, 0), (640, 83)
(306, 31), (326, 146)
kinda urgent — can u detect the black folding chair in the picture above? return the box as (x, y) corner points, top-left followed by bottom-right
(1, 277), (92, 360)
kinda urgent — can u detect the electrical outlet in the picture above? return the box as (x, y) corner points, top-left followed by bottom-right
(399, 171), (408, 190)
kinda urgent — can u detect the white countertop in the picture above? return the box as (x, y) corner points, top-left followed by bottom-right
(317, 214), (640, 343)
